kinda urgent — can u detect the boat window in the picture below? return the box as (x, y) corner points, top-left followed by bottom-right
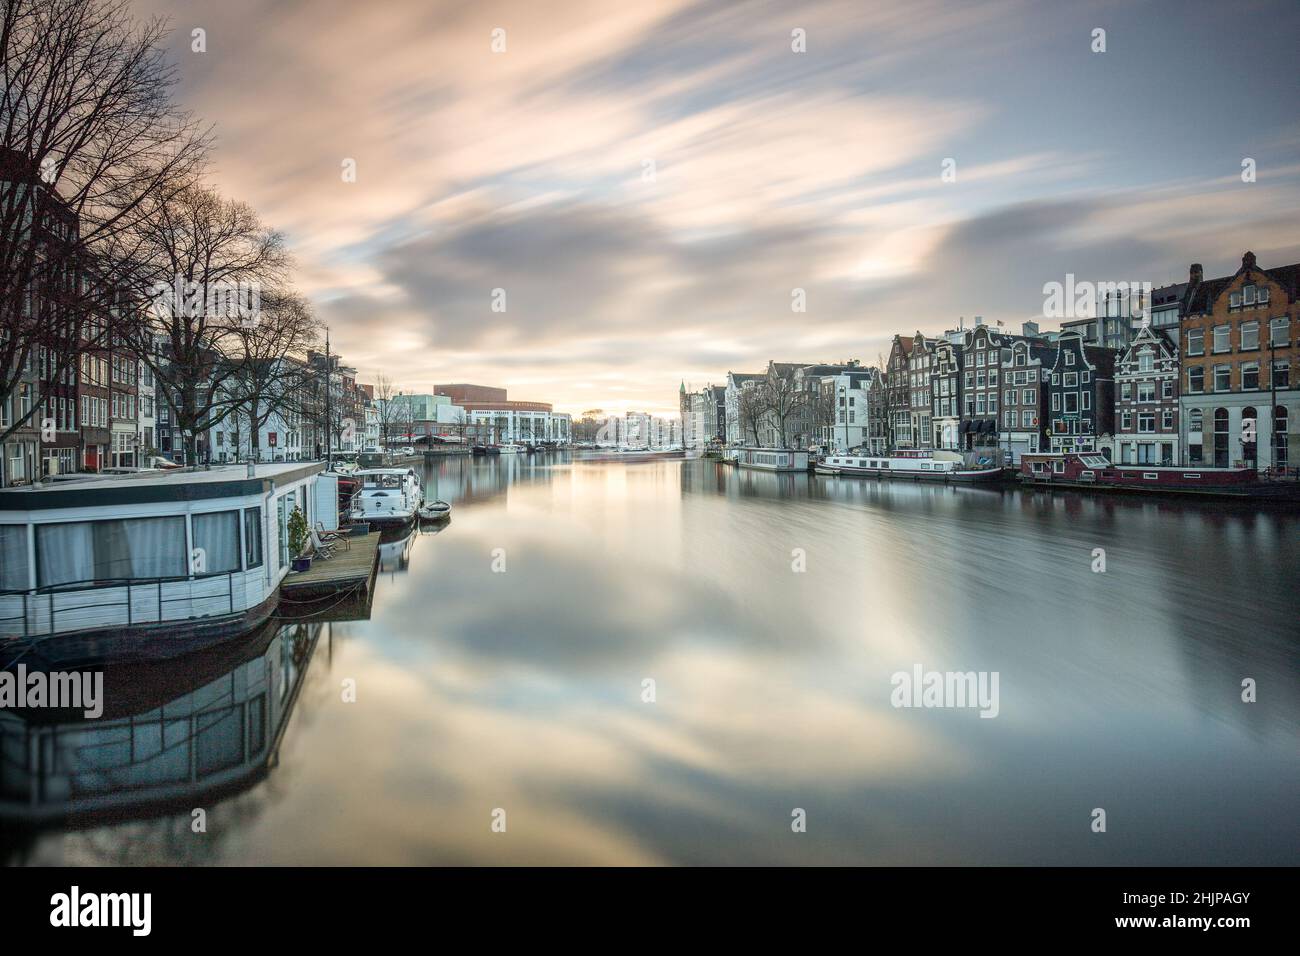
(244, 508), (263, 569)
(1183, 473), (1201, 479)
(35, 516), (187, 587)
(1143, 472), (1159, 480)
(194, 511), (241, 575)
(0, 524), (28, 590)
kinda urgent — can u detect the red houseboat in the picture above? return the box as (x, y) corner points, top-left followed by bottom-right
(1019, 453), (1257, 491)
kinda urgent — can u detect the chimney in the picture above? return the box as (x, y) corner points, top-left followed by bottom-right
(975, 315), (985, 327)
(1022, 320), (1040, 337)
(1189, 263), (1203, 285)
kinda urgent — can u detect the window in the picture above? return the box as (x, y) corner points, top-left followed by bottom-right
(1137, 383), (1155, 403)
(1187, 367), (1204, 393)
(1186, 327), (1204, 356)
(1162, 380), (1174, 399)
(1241, 321), (1259, 350)
(1242, 362), (1259, 390)
(193, 510), (240, 575)
(1121, 383), (1132, 401)
(0, 525), (28, 590)
(1065, 352), (1075, 366)
(1064, 372), (1078, 387)
(1189, 408), (1203, 432)
(1212, 325), (1230, 353)
(1051, 393), (1059, 411)
(1064, 393), (1078, 413)
(1022, 389), (1034, 405)
(1273, 359), (1291, 389)
(1213, 365), (1231, 392)
(1022, 410), (1034, 428)
(1121, 411), (1132, 430)
(1269, 316), (1290, 347)
(1138, 353), (1154, 372)
(243, 508), (263, 569)
(1162, 409), (1174, 430)
(34, 517), (186, 587)
(1138, 412), (1155, 433)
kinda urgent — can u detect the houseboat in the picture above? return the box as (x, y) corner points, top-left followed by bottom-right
(729, 447), (811, 473)
(1019, 453), (1258, 492)
(818, 449), (1002, 482)
(0, 462), (337, 663)
(351, 467), (424, 526)
(497, 444), (523, 454)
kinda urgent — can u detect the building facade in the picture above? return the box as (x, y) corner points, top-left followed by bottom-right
(1179, 252), (1298, 469)
(1114, 325), (1179, 465)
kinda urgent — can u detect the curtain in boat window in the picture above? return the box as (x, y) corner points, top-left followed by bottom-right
(35, 523), (94, 586)
(193, 511), (240, 575)
(35, 517), (185, 587)
(120, 517), (186, 579)
(0, 525), (30, 590)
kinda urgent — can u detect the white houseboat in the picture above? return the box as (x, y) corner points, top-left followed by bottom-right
(351, 467), (423, 526)
(818, 449), (1002, 482)
(729, 447), (811, 472)
(0, 463), (338, 663)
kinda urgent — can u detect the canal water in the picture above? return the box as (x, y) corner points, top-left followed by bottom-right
(3, 453), (1297, 865)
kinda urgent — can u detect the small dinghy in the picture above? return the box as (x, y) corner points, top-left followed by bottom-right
(419, 500), (452, 520)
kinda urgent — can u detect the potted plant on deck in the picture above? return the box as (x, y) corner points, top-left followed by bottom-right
(288, 506), (312, 571)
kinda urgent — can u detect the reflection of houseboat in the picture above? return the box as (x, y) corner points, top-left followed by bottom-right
(1019, 453), (1257, 492)
(377, 528), (416, 574)
(819, 449), (1002, 482)
(0, 620), (320, 830)
(351, 468), (423, 526)
(0, 463), (336, 663)
(729, 447), (811, 472)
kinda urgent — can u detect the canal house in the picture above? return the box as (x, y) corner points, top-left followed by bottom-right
(0, 463), (336, 662)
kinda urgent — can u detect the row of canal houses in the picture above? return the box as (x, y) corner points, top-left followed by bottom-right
(687, 251), (1298, 470)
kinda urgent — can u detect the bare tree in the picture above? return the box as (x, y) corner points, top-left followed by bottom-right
(737, 386), (764, 446)
(116, 185), (290, 465)
(758, 370), (808, 448)
(222, 291), (320, 469)
(0, 0), (209, 447)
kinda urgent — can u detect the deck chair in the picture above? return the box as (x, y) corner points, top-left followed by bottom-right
(316, 521), (351, 550)
(309, 528), (336, 559)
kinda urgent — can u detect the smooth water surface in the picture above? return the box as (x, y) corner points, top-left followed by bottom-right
(4, 454), (1297, 865)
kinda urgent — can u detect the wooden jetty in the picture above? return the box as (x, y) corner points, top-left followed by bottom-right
(279, 532), (381, 602)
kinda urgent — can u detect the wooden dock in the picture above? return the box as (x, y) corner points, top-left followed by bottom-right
(279, 532), (380, 602)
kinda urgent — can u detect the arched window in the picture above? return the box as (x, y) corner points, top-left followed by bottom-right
(1213, 408), (1230, 468)
(1241, 406), (1258, 465)
(1189, 408), (1203, 431)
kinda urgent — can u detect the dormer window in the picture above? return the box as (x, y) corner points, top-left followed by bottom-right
(1230, 291), (1241, 309)
(1243, 284), (1256, 306)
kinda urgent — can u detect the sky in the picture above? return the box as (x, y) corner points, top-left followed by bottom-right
(139, 0), (1300, 416)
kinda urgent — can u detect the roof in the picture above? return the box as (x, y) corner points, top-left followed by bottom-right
(1184, 253), (1300, 313)
(0, 462), (324, 510)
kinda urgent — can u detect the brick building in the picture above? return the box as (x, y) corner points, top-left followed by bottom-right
(1179, 252), (1298, 469)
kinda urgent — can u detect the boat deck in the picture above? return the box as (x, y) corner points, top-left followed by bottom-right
(279, 532), (380, 601)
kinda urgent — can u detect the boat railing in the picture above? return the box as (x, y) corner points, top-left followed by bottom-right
(0, 570), (240, 641)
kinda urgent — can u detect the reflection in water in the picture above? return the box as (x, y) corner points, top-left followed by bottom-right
(1, 620), (322, 864)
(4, 453), (1297, 865)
